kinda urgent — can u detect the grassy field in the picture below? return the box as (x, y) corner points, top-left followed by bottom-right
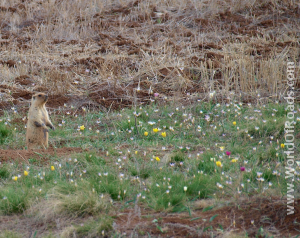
(0, 0), (300, 237)
(0, 100), (299, 237)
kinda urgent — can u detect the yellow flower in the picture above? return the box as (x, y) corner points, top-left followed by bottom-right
(155, 157), (160, 162)
(135, 151), (138, 155)
(51, 166), (55, 171)
(12, 176), (18, 181)
(233, 121), (236, 125)
(144, 131), (148, 136)
(231, 159), (237, 163)
(220, 146), (225, 151)
(80, 125), (85, 131)
(216, 161), (222, 167)
(153, 128), (158, 133)
(161, 132), (166, 137)
(24, 171), (29, 176)
(280, 143), (285, 149)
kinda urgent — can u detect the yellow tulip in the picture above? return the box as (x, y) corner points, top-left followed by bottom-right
(24, 171), (29, 176)
(51, 166), (55, 171)
(233, 121), (236, 125)
(231, 159), (237, 163)
(216, 161), (222, 167)
(155, 157), (160, 162)
(80, 125), (85, 131)
(144, 131), (148, 136)
(161, 132), (166, 137)
(280, 143), (285, 149)
(153, 128), (158, 133)
(12, 176), (18, 181)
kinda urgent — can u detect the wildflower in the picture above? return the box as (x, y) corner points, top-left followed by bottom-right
(161, 132), (166, 137)
(24, 171), (28, 176)
(281, 143), (285, 149)
(51, 166), (55, 171)
(226, 151), (231, 156)
(257, 172), (262, 178)
(240, 167), (245, 171)
(155, 157), (160, 162)
(209, 91), (215, 98)
(183, 186), (187, 192)
(80, 125), (85, 131)
(220, 146), (225, 151)
(153, 128), (158, 133)
(216, 161), (222, 167)
(231, 159), (237, 163)
(216, 182), (223, 189)
(12, 176), (18, 181)
(233, 121), (236, 125)
(144, 131), (148, 136)
(166, 190), (170, 194)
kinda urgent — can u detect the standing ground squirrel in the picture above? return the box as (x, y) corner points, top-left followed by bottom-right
(26, 92), (55, 149)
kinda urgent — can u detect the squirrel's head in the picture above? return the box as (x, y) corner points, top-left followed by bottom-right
(32, 92), (48, 105)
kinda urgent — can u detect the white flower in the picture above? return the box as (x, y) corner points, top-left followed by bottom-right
(183, 186), (187, 191)
(209, 91), (215, 98)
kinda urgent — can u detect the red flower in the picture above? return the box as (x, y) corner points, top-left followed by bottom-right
(240, 167), (245, 171)
(226, 151), (231, 156)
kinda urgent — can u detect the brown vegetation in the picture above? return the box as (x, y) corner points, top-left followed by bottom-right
(0, 0), (299, 115)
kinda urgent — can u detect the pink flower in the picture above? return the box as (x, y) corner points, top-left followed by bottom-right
(240, 167), (245, 171)
(154, 93), (159, 97)
(226, 151), (231, 156)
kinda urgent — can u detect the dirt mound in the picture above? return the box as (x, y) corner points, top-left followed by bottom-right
(0, 147), (84, 163)
(115, 197), (300, 237)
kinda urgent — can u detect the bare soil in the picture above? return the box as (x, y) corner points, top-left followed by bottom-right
(0, 0), (299, 116)
(0, 147), (84, 163)
(114, 198), (300, 237)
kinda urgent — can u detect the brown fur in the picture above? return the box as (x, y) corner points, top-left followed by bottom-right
(26, 92), (55, 149)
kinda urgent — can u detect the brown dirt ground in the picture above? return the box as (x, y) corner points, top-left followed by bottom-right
(114, 197), (300, 237)
(0, 1), (299, 115)
(0, 147), (84, 164)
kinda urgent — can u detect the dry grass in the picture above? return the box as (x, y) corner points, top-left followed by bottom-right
(0, 0), (299, 113)
(28, 183), (112, 223)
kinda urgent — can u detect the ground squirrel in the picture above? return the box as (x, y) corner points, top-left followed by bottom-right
(26, 92), (55, 149)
